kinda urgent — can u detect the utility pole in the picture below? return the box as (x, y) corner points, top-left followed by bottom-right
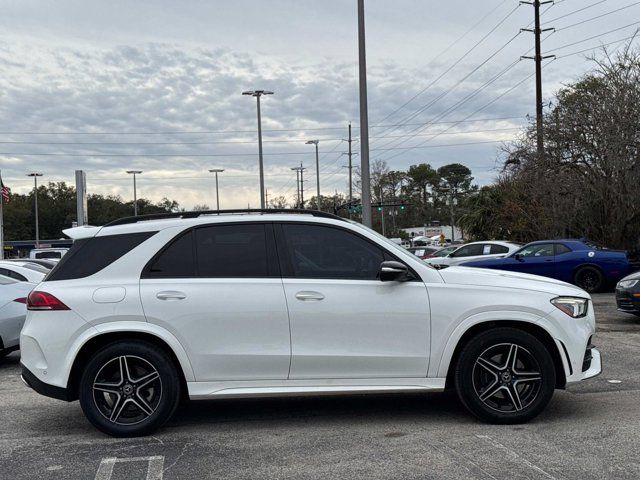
(242, 89), (274, 209)
(291, 165), (306, 208)
(306, 140), (321, 210)
(357, 0), (372, 227)
(379, 185), (385, 237)
(299, 163), (306, 208)
(126, 170), (142, 216)
(27, 173), (43, 247)
(208, 169), (224, 210)
(521, 0), (554, 157)
(265, 188), (269, 208)
(347, 123), (353, 217)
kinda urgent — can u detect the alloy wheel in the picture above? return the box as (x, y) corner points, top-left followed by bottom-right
(472, 343), (542, 413)
(92, 355), (162, 425)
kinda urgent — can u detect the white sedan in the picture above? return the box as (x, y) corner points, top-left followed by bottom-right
(425, 241), (521, 267)
(0, 261), (48, 283)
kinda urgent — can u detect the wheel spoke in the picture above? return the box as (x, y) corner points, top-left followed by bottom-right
(132, 394), (154, 417)
(514, 376), (541, 385)
(109, 395), (128, 423)
(479, 381), (503, 401)
(503, 344), (518, 371)
(93, 382), (121, 395)
(505, 384), (524, 411)
(120, 356), (134, 383)
(134, 371), (159, 389)
(476, 356), (501, 376)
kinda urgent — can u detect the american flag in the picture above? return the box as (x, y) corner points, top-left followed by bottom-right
(1, 177), (9, 203)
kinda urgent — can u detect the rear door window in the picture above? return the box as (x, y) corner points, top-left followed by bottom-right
(195, 224), (274, 277)
(143, 223), (277, 279)
(490, 244), (509, 254)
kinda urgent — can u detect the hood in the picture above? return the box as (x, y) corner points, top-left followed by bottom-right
(620, 270), (640, 282)
(437, 266), (588, 298)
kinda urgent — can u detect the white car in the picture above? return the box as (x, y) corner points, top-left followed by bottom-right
(29, 248), (68, 260)
(0, 261), (48, 283)
(425, 241), (521, 267)
(20, 211), (600, 437)
(0, 275), (35, 356)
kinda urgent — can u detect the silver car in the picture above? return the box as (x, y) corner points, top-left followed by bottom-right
(0, 274), (35, 357)
(424, 241), (522, 267)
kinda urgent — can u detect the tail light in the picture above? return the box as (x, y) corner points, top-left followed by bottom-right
(27, 291), (70, 311)
(13, 297), (27, 304)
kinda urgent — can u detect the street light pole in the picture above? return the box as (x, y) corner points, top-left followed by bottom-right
(208, 169), (224, 210)
(306, 140), (321, 210)
(358, 0), (372, 227)
(27, 173), (43, 247)
(126, 170), (142, 216)
(243, 89), (274, 209)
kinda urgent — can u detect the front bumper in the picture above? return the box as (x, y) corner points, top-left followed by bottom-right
(21, 364), (71, 401)
(615, 289), (640, 313)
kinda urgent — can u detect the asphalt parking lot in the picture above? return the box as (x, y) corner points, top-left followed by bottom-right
(1, 293), (639, 480)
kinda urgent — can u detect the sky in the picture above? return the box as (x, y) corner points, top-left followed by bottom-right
(0, 0), (638, 210)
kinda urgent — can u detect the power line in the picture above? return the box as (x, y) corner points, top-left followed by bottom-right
(555, 2), (640, 32)
(549, 21), (640, 52)
(372, 0), (512, 126)
(543, 0), (611, 24)
(368, 4), (525, 142)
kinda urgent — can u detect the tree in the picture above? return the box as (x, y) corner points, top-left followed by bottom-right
(462, 43), (640, 249)
(3, 182), (180, 240)
(268, 195), (289, 209)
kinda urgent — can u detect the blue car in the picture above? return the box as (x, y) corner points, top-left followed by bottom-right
(461, 239), (630, 293)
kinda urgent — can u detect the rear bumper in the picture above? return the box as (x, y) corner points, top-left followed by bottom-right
(21, 363), (71, 402)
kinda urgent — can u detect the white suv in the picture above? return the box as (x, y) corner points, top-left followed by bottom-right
(20, 210), (601, 437)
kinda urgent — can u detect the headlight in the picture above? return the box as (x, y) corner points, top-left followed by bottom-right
(551, 297), (588, 318)
(618, 279), (638, 289)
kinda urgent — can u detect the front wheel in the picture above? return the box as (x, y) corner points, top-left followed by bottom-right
(454, 328), (556, 424)
(79, 341), (181, 437)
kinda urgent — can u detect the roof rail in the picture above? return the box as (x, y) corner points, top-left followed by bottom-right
(104, 208), (348, 227)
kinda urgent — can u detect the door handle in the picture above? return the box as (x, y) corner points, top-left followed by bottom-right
(295, 291), (325, 301)
(156, 291), (187, 300)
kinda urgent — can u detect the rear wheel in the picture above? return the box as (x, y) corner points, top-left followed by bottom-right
(574, 266), (604, 293)
(79, 341), (181, 437)
(454, 328), (556, 424)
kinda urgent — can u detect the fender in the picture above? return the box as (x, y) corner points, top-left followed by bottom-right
(433, 308), (560, 379)
(81, 321), (196, 382)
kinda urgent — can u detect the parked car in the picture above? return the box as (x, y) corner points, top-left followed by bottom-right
(0, 275), (35, 357)
(0, 261), (48, 283)
(21, 210), (600, 437)
(615, 271), (640, 316)
(462, 239), (630, 293)
(425, 241), (521, 267)
(429, 245), (458, 258)
(407, 246), (441, 260)
(5, 258), (57, 270)
(29, 248), (68, 260)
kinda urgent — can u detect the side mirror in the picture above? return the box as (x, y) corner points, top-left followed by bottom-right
(514, 253), (524, 262)
(380, 261), (410, 282)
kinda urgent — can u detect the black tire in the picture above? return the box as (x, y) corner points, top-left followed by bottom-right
(79, 340), (181, 437)
(454, 327), (556, 424)
(574, 266), (604, 293)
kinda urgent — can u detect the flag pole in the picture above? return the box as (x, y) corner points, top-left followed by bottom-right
(0, 170), (4, 260)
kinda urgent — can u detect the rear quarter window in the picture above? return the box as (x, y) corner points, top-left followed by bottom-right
(46, 232), (157, 281)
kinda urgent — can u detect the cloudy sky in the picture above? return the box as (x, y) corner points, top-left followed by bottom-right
(0, 0), (637, 209)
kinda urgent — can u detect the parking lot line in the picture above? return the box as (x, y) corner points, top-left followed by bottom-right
(94, 455), (165, 480)
(475, 435), (557, 479)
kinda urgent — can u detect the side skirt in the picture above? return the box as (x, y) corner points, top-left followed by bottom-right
(187, 378), (446, 400)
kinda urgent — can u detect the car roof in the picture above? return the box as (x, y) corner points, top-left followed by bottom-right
(525, 239), (586, 248)
(64, 210), (350, 239)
